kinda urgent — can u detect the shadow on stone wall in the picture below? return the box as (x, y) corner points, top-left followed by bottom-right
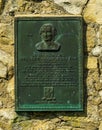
(0, 0), (6, 14)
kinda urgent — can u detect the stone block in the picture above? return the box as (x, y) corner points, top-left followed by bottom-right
(0, 62), (7, 78)
(86, 57), (97, 69)
(86, 25), (96, 52)
(83, 0), (102, 23)
(56, 128), (72, 130)
(91, 46), (102, 56)
(0, 49), (14, 67)
(0, 109), (17, 120)
(0, 23), (14, 45)
(99, 55), (102, 83)
(99, 109), (102, 117)
(73, 128), (84, 130)
(99, 122), (102, 130)
(95, 83), (102, 91)
(0, 0), (2, 13)
(99, 90), (102, 99)
(99, 26), (102, 45)
(7, 77), (14, 99)
(54, 0), (87, 15)
(57, 127), (72, 130)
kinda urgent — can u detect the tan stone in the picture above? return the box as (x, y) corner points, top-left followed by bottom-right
(0, 109), (17, 120)
(86, 57), (97, 69)
(30, 120), (56, 130)
(0, 120), (12, 130)
(0, 62), (7, 78)
(86, 25), (96, 52)
(54, 0), (87, 15)
(95, 83), (102, 91)
(83, 0), (102, 23)
(73, 128), (85, 130)
(51, 118), (61, 123)
(83, 2), (96, 23)
(0, 23), (14, 45)
(7, 77), (14, 99)
(0, 0), (2, 13)
(99, 122), (102, 130)
(57, 127), (72, 130)
(91, 96), (101, 105)
(99, 109), (102, 117)
(99, 26), (102, 45)
(0, 101), (3, 108)
(85, 126), (98, 130)
(87, 104), (99, 122)
(0, 49), (14, 68)
(99, 90), (102, 99)
(42, 1), (50, 7)
(81, 122), (98, 130)
(16, 0), (25, 7)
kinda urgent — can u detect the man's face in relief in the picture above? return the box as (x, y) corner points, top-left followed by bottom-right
(40, 24), (56, 42)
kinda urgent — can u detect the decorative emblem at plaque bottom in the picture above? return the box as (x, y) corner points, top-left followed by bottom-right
(42, 87), (56, 101)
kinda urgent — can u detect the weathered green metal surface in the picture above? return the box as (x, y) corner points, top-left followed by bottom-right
(15, 16), (83, 111)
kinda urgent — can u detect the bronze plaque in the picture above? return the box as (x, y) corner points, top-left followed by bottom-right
(15, 16), (83, 111)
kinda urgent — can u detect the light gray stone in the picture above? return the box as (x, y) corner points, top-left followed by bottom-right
(54, 0), (88, 14)
(91, 46), (102, 56)
(0, 109), (17, 120)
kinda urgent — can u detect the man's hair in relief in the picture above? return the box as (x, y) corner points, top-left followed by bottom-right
(39, 23), (57, 36)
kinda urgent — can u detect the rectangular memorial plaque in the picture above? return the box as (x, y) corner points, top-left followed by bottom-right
(15, 15), (83, 111)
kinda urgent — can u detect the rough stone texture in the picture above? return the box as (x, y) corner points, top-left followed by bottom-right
(99, 26), (102, 45)
(7, 77), (14, 99)
(99, 55), (102, 83)
(54, 0), (88, 15)
(86, 24), (96, 52)
(86, 57), (97, 69)
(73, 128), (85, 130)
(0, 62), (7, 78)
(57, 127), (72, 130)
(0, 0), (102, 130)
(0, 109), (17, 120)
(0, 23), (13, 45)
(83, 0), (102, 23)
(0, 0), (2, 13)
(99, 122), (102, 130)
(91, 46), (102, 56)
(0, 49), (14, 67)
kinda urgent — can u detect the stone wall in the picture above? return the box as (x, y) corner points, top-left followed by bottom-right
(0, 0), (102, 130)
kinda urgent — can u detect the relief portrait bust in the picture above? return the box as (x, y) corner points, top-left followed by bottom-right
(35, 23), (61, 51)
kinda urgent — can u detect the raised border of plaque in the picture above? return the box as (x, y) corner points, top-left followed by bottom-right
(15, 15), (83, 111)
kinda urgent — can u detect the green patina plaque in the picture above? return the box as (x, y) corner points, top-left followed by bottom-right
(15, 16), (83, 111)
